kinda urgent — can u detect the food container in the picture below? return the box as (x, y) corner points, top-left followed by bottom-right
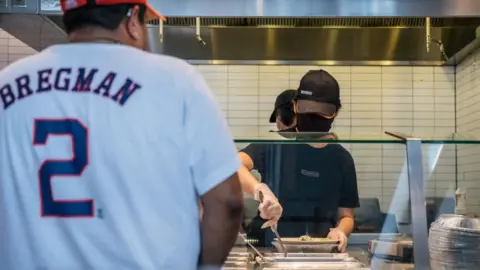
(429, 214), (480, 270)
(222, 261), (255, 270)
(225, 257), (251, 263)
(276, 238), (339, 245)
(368, 236), (413, 263)
(272, 241), (339, 253)
(260, 257), (357, 263)
(224, 251), (255, 269)
(263, 253), (349, 259)
(226, 252), (253, 262)
(228, 252), (251, 257)
(257, 261), (365, 269)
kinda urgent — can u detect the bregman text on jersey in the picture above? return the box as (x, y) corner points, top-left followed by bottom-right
(0, 67), (141, 110)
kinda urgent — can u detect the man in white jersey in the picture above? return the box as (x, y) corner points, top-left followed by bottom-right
(0, 0), (244, 269)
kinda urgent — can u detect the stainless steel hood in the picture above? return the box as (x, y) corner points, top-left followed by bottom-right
(1, 0), (480, 65)
(40, 0), (480, 17)
(144, 17), (480, 65)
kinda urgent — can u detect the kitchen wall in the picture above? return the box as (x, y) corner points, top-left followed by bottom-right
(196, 64), (457, 221)
(0, 28), (458, 221)
(456, 48), (480, 215)
(0, 29), (37, 68)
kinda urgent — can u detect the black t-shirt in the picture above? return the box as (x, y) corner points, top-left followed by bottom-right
(241, 142), (359, 238)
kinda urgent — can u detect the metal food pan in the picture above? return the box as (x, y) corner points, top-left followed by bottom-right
(273, 242), (338, 253)
(277, 238), (339, 245)
(228, 252), (251, 257)
(222, 261), (255, 270)
(264, 253), (349, 258)
(260, 268), (368, 270)
(225, 257), (250, 262)
(262, 257), (357, 263)
(258, 262), (364, 269)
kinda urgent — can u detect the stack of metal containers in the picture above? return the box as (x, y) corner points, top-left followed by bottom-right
(428, 189), (480, 269)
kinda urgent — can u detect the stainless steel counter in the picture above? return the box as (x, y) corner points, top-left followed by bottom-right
(228, 245), (415, 269)
(346, 245), (414, 270)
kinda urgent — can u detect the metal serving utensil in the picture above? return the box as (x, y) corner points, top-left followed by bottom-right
(238, 233), (266, 261)
(271, 224), (287, 257)
(257, 192), (287, 257)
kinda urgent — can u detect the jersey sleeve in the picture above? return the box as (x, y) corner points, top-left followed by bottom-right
(339, 150), (360, 208)
(184, 69), (240, 196)
(240, 144), (266, 172)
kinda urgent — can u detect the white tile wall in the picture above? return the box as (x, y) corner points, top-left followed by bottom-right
(198, 65), (455, 136)
(456, 48), (480, 215)
(197, 64), (456, 221)
(0, 27), (458, 222)
(0, 29), (38, 67)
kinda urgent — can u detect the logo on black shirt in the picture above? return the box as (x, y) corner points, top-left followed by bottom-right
(300, 169), (320, 178)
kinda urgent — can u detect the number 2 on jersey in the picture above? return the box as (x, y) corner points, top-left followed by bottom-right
(33, 119), (94, 217)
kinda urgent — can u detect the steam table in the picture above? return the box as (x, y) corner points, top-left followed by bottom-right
(226, 245), (414, 270)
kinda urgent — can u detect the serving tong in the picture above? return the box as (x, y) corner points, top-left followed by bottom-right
(258, 191), (287, 257)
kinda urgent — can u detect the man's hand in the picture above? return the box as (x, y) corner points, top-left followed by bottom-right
(253, 183), (283, 225)
(327, 228), (348, 253)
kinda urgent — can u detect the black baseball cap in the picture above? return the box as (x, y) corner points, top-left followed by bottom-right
(295, 70), (341, 118)
(269, 89), (297, 123)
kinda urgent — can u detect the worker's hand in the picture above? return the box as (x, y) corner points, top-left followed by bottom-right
(253, 183), (283, 225)
(327, 228), (348, 253)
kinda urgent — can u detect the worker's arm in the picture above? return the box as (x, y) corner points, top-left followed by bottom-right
(336, 208), (355, 236)
(237, 152), (260, 195)
(237, 150), (283, 222)
(327, 208), (354, 253)
(328, 149), (360, 252)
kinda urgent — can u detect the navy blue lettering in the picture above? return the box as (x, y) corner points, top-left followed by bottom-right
(111, 78), (141, 106)
(93, 72), (116, 97)
(0, 84), (15, 109)
(16, 75), (33, 100)
(72, 68), (98, 92)
(54, 68), (72, 91)
(33, 119), (93, 217)
(1, 68), (140, 109)
(37, 69), (52, 93)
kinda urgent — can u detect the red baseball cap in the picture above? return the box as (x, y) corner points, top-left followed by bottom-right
(60, 0), (166, 22)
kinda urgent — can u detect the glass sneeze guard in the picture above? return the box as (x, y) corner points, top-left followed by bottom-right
(235, 132), (480, 270)
(234, 131), (480, 144)
(234, 131), (404, 144)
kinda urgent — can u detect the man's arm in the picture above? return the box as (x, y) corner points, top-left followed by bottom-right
(200, 173), (243, 266)
(198, 152), (254, 221)
(183, 67), (244, 267)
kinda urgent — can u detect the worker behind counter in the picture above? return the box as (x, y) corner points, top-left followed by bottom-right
(239, 70), (360, 252)
(236, 89), (297, 232)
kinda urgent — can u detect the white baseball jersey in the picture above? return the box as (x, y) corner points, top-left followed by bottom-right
(0, 43), (240, 270)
